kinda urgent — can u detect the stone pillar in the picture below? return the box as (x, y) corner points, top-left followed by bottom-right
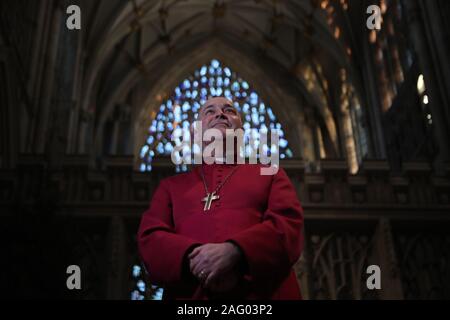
(418, 0), (450, 126)
(373, 218), (404, 299)
(106, 216), (127, 299)
(362, 40), (387, 159)
(33, 2), (62, 154)
(404, 0), (450, 173)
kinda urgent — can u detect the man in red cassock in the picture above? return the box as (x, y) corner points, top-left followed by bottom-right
(138, 97), (304, 299)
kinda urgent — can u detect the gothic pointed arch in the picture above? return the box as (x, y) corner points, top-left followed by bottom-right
(137, 58), (295, 172)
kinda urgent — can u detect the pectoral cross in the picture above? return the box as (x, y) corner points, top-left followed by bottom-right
(202, 192), (220, 211)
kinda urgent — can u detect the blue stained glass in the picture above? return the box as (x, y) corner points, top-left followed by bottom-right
(211, 59), (220, 68)
(182, 102), (190, 112)
(252, 113), (259, 125)
(286, 149), (293, 158)
(174, 106), (182, 122)
(137, 280), (146, 292)
(131, 290), (144, 300)
(165, 143), (174, 153)
(157, 142), (164, 154)
(260, 124), (267, 133)
(153, 288), (164, 300)
(140, 145), (149, 158)
(157, 121), (164, 132)
(139, 59), (293, 172)
(268, 108), (276, 121)
(133, 265), (141, 277)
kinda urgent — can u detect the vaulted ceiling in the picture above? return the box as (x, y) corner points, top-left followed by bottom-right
(77, 0), (370, 159)
(80, 0), (365, 110)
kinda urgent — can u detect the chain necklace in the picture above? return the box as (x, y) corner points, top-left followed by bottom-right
(199, 165), (239, 211)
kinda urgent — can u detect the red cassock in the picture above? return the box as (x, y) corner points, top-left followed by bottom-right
(138, 163), (304, 300)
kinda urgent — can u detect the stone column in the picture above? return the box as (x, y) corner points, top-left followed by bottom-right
(106, 216), (127, 299)
(418, 0), (450, 126)
(404, 0), (450, 173)
(361, 40), (387, 159)
(372, 218), (404, 299)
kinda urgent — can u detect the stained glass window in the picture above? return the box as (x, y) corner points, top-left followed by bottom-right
(130, 264), (163, 300)
(139, 59), (293, 172)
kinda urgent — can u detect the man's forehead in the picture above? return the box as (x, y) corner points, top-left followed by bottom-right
(201, 97), (234, 110)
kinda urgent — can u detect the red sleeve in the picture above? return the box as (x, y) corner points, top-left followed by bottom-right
(227, 167), (304, 281)
(137, 179), (201, 287)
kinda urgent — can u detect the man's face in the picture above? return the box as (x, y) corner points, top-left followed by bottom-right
(198, 97), (243, 137)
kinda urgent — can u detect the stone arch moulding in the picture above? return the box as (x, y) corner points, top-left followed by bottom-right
(133, 39), (307, 164)
(93, 38), (316, 169)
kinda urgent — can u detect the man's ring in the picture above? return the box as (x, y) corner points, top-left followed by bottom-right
(199, 270), (206, 280)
